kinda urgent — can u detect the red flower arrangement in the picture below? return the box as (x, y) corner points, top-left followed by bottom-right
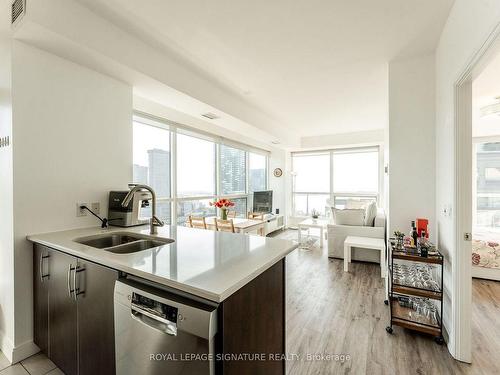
(210, 198), (235, 208)
(210, 198), (235, 220)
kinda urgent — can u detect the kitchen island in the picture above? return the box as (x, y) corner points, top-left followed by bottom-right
(28, 225), (297, 375)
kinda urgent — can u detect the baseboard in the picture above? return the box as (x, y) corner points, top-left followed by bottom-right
(472, 265), (500, 281)
(0, 332), (39, 364)
(0, 330), (15, 363)
(11, 340), (39, 364)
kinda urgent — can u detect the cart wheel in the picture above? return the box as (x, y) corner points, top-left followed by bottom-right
(386, 326), (393, 334)
(384, 300), (389, 305)
(435, 336), (444, 345)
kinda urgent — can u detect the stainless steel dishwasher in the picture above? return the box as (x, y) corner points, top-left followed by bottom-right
(114, 279), (218, 375)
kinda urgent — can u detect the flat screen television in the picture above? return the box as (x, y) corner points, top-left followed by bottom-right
(253, 190), (273, 214)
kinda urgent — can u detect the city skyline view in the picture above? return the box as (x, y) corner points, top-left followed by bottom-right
(133, 121), (268, 224)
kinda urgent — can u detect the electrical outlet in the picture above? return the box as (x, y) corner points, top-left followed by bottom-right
(76, 203), (88, 217)
(91, 202), (100, 214)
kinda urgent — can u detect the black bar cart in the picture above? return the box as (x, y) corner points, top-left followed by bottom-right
(385, 240), (444, 344)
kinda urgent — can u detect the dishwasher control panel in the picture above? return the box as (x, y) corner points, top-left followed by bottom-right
(132, 292), (178, 323)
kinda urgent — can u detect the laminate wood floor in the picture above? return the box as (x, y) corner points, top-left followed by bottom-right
(274, 229), (500, 375)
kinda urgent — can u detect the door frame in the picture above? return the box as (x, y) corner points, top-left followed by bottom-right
(454, 22), (500, 363)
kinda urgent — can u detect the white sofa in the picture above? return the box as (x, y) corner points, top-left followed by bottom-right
(327, 209), (386, 263)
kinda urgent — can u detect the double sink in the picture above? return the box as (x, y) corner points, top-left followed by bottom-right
(74, 232), (174, 254)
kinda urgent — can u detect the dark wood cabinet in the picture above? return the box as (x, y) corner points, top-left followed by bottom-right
(33, 245), (49, 354)
(218, 259), (286, 375)
(77, 260), (118, 375)
(33, 245), (118, 375)
(48, 249), (78, 375)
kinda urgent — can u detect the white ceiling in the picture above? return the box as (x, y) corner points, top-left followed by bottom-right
(473, 50), (500, 138)
(77, 0), (454, 138)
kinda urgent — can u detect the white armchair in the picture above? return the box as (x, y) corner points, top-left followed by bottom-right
(327, 209), (386, 263)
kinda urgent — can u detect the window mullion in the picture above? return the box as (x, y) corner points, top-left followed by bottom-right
(216, 143), (221, 198)
(266, 155), (269, 190)
(171, 129), (177, 225)
(246, 151), (249, 195)
(330, 150), (334, 204)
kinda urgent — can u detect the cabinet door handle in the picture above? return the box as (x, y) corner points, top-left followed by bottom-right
(74, 265), (85, 300)
(39, 253), (50, 282)
(67, 264), (75, 299)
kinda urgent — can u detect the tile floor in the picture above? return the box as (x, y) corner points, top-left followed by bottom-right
(0, 352), (62, 375)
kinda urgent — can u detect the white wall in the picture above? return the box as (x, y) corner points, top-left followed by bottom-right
(0, 0), (15, 361)
(8, 42), (132, 362)
(268, 149), (286, 217)
(435, 0), (500, 359)
(388, 54), (436, 241)
(300, 130), (384, 150)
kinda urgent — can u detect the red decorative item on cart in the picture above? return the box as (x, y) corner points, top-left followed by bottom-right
(416, 218), (429, 238)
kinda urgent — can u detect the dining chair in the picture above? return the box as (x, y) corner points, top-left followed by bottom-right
(227, 210), (237, 219)
(215, 219), (235, 233)
(188, 215), (207, 229)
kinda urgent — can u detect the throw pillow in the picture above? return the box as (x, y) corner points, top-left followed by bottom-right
(364, 202), (377, 226)
(345, 199), (367, 209)
(332, 208), (365, 226)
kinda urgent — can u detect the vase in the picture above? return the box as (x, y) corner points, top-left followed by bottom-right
(221, 208), (228, 220)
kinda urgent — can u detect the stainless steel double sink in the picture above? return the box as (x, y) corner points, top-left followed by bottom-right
(74, 232), (174, 254)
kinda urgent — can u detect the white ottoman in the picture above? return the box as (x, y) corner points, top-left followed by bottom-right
(344, 236), (386, 278)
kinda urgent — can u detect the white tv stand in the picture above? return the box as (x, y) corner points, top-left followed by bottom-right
(262, 214), (285, 236)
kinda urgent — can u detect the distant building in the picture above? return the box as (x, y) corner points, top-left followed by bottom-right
(249, 168), (266, 192)
(132, 149), (171, 222)
(220, 146), (245, 193)
(133, 164), (148, 184)
(148, 148), (170, 198)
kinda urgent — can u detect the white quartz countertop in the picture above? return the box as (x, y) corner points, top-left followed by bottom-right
(27, 225), (297, 303)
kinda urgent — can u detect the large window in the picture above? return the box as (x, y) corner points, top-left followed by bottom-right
(177, 134), (215, 197)
(292, 147), (380, 217)
(249, 152), (267, 192)
(292, 153), (330, 216)
(133, 122), (171, 224)
(333, 149), (379, 194)
(133, 116), (269, 225)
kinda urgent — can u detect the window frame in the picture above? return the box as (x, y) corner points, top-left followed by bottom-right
(472, 137), (500, 231)
(132, 113), (269, 224)
(291, 146), (382, 217)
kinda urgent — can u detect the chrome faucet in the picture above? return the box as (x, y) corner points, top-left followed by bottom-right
(121, 183), (164, 234)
